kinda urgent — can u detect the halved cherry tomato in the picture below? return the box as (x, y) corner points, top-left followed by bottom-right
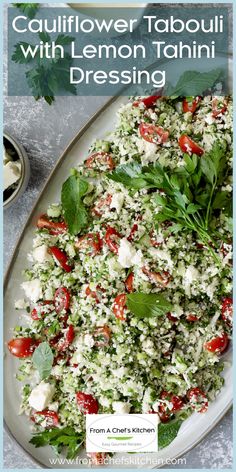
(186, 314), (199, 322)
(105, 226), (121, 254)
(85, 285), (105, 304)
(221, 297), (233, 327)
(57, 325), (75, 352)
(49, 246), (73, 272)
(54, 287), (70, 314)
(76, 392), (99, 414)
(94, 326), (111, 347)
(166, 312), (178, 323)
(183, 97), (201, 113)
(33, 410), (59, 427)
(125, 272), (134, 293)
(92, 194), (112, 217)
(204, 332), (229, 354)
(87, 453), (107, 465)
(31, 300), (54, 321)
(187, 387), (208, 413)
(8, 337), (39, 358)
(212, 97), (227, 118)
(142, 267), (170, 287)
(113, 294), (127, 321)
(178, 135), (204, 156)
(85, 152), (115, 171)
(139, 123), (169, 144)
(37, 214), (67, 235)
(133, 95), (162, 108)
(158, 391), (184, 422)
(75, 233), (102, 255)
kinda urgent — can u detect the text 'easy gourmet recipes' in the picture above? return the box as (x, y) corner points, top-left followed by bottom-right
(8, 94), (232, 464)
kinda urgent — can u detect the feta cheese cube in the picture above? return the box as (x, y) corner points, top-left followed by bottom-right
(118, 238), (143, 268)
(112, 401), (131, 414)
(21, 279), (42, 302)
(4, 160), (21, 191)
(28, 382), (55, 410)
(32, 244), (52, 263)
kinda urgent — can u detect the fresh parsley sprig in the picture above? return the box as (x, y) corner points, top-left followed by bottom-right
(30, 427), (85, 459)
(13, 3), (39, 19)
(12, 33), (76, 105)
(109, 141), (231, 263)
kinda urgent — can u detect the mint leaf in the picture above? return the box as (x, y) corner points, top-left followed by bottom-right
(158, 419), (183, 449)
(32, 342), (54, 380)
(127, 293), (172, 318)
(29, 427), (85, 459)
(166, 68), (223, 97)
(61, 175), (89, 235)
(108, 162), (148, 189)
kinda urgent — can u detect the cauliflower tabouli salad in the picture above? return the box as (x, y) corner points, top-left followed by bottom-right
(8, 94), (232, 463)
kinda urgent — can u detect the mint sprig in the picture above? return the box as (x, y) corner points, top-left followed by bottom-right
(127, 293), (172, 318)
(32, 342), (54, 380)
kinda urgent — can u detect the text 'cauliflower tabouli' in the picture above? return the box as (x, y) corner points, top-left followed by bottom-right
(8, 94), (232, 462)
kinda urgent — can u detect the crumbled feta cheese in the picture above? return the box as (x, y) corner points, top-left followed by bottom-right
(118, 238), (143, 268)
(21, 279), (42, 302)
(32, 244), (52, 263)
(136, 137), (158, 164)
(110, 192), (124, 214)
(112, 401), (131, 414)
(83, 334), (95, 348)
(28, 382), (55, 410)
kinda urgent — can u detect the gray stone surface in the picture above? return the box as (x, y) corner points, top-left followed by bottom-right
(3, 3), (233, 470)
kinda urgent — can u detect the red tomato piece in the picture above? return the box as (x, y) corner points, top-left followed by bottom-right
(158, 391), (184, 422)
(8, 337), (39, 358)
(187, 387), (208, 413)
(85, 151), (115, 171)
(204, 332), (229, 354)
(186, 314), (199, 322)
(139, 123), (169, 144)
(166, 312), (178, 323)
(76, 392), (99, 414)
(142, 267), (171, 287)
(92, 194), (112, 217)
(178, 135), (204, 156)
(94, 325), (111, 347)
(127, 223), (139, 242)
(33, 410), (59, 427)
(54, 287), (70, 314)
(31, 300), (54, 320)
(182, 96), (201, 113)
(49, 246), (73, 272)
(133, 95), (162, 108)
(105, 226), (121, 254)
(221, 297), (233, 327)
(75, 233), (102, 255)
(125, 272), (134, 293)
(85, 285), (105, 304)
(212, 98), (227, 118)
(57, 325), (75, 352)
(37, 214), (67, 235)
(113, 294), (127, 321)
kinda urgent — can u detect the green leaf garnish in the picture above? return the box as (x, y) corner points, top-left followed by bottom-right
(61, 174), (89, 235)
(127, 293), (172, 318)
(32, 342), (54, 380)
(158, 419), (183, 449)
(165, 68), (224, 97)
(29, 427), (85, 459)
(13, 3), (39, 19)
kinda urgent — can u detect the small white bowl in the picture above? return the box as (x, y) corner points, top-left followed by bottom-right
(3, 132), (30, 210)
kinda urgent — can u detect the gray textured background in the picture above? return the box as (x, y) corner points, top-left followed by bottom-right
(3, 2), (233, 469)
